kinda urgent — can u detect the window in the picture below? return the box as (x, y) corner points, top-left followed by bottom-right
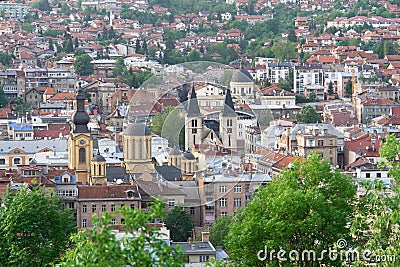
(219, 185), (227, 193)
(82, 219), (87, 228)
(13, 158), (21, 165)
(200, 255), (210, 262)
(220, 198), (227, 207)
(366, 173), (371, 178)
(377, 173), (381, 178)
(0, 159), (5, 165)
(190, 207), (195, 215)
(168, 199), (175, 207)
(220, 212), (227, 216)
(130, 204), (135, 209)
(317, 140), (324, 147)
(329, 139), (333, 145)
(234, 198), (242, 207)
(111, 218), (116, 225)
(79, 148), (86, 162)
(234, 185), (242, 193)
(121, 218), (125, 224)
(102, 204), (106, 212)
(92, 205), (96, 213)
(111, 204), (116, 211)
(82, 204), (87, 213)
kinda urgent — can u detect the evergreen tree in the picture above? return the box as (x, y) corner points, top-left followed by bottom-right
(0, 88), (7, 108)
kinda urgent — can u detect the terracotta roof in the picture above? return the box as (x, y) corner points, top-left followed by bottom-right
(344, 138), (380, 157)
(272, 154), (297, 170)
(78, 185), (140, 199)
(49, 93), (76, 101)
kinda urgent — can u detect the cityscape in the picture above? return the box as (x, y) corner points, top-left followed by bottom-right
(0, 0), (399, 266)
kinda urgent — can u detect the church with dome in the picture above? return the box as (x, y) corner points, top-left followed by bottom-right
(68, 86), (198, 185)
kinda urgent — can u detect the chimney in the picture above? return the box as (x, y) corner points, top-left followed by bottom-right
(202, 232), (210, 242)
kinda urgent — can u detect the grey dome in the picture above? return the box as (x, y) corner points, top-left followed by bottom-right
(168, 147), (181, 156)
(92, 154), (106, 162)
(231, 69), (253, 83)
(183, 151), (195, 160)
(124, 123), (151, 136)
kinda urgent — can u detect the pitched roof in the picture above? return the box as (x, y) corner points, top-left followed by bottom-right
(78, 184), (140, 199)
(221, 89), (236, 117)
(187, 84), (201, 117)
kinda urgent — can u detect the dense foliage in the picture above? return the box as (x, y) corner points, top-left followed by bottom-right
(0, 187), (75, 267)
(60, 200), (184, 266)
(296, 105), (320, 123)
(225, 153), (357, 267)
(164, 206), (193, 242)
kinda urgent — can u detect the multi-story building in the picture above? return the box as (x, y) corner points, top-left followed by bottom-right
(199, 172), (270, 225)
(24, 68), (76, 92)
(279, 123), (345, 168)
(265, 62), (291, 84)
(293, 64), (324, 94)
(0, 3), (30, 18)
(356, 98), (399, 124)
(0, 70), (18, 102)
(76, 184), (141, 229)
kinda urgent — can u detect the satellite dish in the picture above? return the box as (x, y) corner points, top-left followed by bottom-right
(116, 179), (123, 185)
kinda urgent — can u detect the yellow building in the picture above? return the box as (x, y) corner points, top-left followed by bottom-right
(68, 87), (93, 184)
(123, 122), (156, 181)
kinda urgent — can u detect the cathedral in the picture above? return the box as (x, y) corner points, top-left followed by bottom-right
(68, 68), (255, 183)
(185, 84), (239, 152)
(68, 86), (197, 184)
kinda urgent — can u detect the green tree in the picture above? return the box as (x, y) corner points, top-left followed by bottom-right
(60, 200), (184, 267)
(345, 80), (353, 96)
(0, 187), (75, 267)
(350, 134), (400, 266)
(21, 22), (35, 33)
(209, 216), (233, 248)
(113, 57), (126, 77)
(225, 153), (356, 267)
(328, 81), (334, 94)
(0, 52), (14, 66)
(271, 40), (297, 62)
(296, 105), (320, 123)
(74, 53), (94, 76)
(164, 206), (193, 242)
(0, 88), (7, 108)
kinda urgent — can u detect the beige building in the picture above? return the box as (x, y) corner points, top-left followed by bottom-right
(76, 184), (141, 229)
(260, 86), (296, 106)
(199, 172), (270, 225)
(279, 123), (345, 168)
(296, 130), (338, 166)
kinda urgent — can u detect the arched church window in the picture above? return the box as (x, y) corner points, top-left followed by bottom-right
(79, 148), (86, 163)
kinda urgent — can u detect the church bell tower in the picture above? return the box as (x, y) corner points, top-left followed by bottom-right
(68, 85), (93, 184)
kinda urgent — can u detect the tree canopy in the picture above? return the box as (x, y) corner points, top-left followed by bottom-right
(74, 53), (94, 76)
(296, 105), (320, 123)
(60, 200), (184, 267)
(225, 153), (356, 267)
(164, 206), (193, 242)
(0, 187), (75, 267)
(209, 215), (233, 248)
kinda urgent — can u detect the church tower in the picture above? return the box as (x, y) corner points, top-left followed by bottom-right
(90, 153), (107, 184)
(219, 89), (238, 150)
(185, 84), (203, 151)
(68, 85), (93, 184)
